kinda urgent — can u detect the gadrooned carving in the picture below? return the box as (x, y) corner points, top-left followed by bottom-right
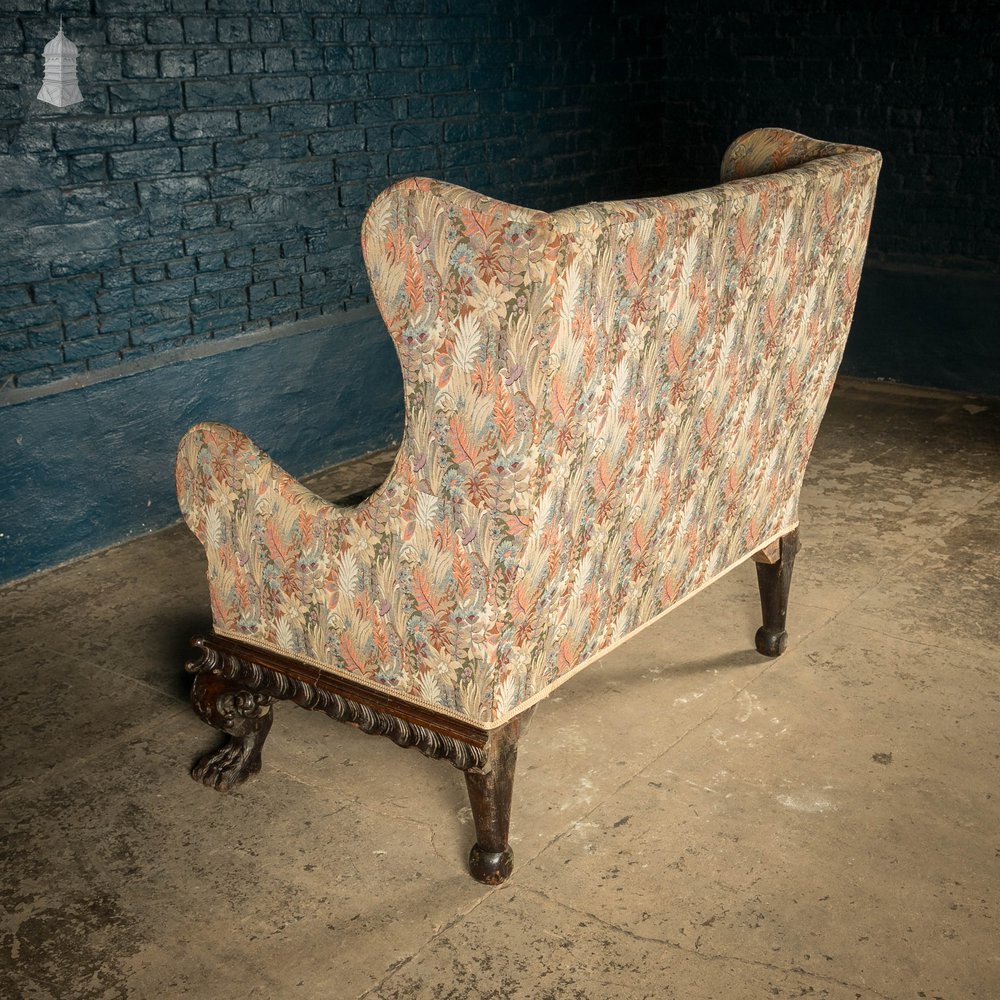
(186, 636), (487, 772)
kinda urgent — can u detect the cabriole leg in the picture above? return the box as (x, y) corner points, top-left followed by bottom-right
(190, 671), (274, 792)
(463, 710), (533, 886)
(752, 527), (801, 657)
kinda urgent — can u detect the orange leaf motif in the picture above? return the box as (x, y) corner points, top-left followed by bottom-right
(411, 567), (439, 618)
(404, 249), (424, 310)
(551, 374), (573, 422)
(493, 383), (517, 445)
(384, 224), (408, 264)
(340, 635), (365, 673)
(735, 216), (754, 258)
(595, 454), (614, 496)
(453, 546), (473, 598)
(821, 190), (836, 227)
(505, 513), (531, 535)
(472, 357), (496, 395)
(625, 244), (646, 291)
(764, 294), (778, 331)
(265, 522), (290, 565)
(448, 416), (481, 468)
(512, 582), (535, 618)
(667, 329), (687, 373)
(372, 615), (390, 661)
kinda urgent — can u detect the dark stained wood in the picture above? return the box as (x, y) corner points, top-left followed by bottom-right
(464, 708), (534, 886)
(202, 633), (490, 747)
(186, 632), (535, 878)
(186, 634), (489, 771)
(753, 527), (801, 656)
(190, 669), (274, 792)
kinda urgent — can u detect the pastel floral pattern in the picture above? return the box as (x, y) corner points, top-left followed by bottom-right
(177, 128), (881, 727)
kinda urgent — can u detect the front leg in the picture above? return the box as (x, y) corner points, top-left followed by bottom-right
(463, 709), (534, 885)
(190, 671), (274, 792)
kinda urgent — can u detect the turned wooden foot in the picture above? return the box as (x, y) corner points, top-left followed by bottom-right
(752, 528), (801, 657)
(463, 710), (533, 885)
(190, 671), (274, 792)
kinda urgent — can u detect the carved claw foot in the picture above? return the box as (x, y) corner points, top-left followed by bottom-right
(191, 731), (270, 792)
(190, 671), (274, 793)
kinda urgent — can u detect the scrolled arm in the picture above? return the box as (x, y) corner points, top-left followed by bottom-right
(176, 421), (369, 642)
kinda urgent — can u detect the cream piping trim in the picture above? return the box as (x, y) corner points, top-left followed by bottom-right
(216, 521), (798, 732)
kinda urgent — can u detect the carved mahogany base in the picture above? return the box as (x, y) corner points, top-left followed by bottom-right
(190, 670), (274, 791)
(185, 633), (530, 883)
(752, 528), (801, 657)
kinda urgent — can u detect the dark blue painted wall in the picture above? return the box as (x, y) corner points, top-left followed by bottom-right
(843, 267), (1000, 396)
(0, 0), (669, 583)
(1, 307), (399, 581)
(649, 0), (1000, 397)
(0, 0), (667, 391)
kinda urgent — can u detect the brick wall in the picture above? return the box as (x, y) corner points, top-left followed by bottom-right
(0, 0), (667, 390)
(653, 2), (999, 274)
(3, 1), (997, 395)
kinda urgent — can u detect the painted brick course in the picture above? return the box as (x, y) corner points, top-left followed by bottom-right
(0, 0), (668, 389)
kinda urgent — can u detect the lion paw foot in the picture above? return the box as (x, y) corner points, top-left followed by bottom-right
(192, 740), (262, 792)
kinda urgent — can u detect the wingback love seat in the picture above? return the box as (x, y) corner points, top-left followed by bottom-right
(177, 128), (880, 884)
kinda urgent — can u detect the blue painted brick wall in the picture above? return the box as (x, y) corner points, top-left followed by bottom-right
(4, 1), (996, 396)
(0, 0), (669, 390)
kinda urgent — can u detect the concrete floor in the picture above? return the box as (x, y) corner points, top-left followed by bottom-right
(2, 379), (998, 999)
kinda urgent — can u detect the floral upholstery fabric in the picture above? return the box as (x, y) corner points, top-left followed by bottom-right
(177, 128), (881, 728)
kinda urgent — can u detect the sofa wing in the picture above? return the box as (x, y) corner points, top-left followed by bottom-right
(178, 181), (568, 724)
(720, 126), (870, 180)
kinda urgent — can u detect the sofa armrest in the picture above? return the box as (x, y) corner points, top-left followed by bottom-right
(177, 421), (343, 539)
(177, 421), (370, 641)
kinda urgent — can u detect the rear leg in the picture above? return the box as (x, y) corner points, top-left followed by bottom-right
(752, 528), (801, 657)
(463, 709), (534, 885)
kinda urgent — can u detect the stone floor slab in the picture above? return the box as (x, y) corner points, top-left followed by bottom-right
(0, 712), (489, 1000)
(521, 622), (1000, 1000)
(367, 889), (887, 1000)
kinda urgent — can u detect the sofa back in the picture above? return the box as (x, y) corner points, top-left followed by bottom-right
(361, 128), (880, 723)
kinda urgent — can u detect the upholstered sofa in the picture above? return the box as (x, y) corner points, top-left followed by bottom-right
(177, 128), (880, 884)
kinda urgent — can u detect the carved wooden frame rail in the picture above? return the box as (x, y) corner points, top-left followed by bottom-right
(186, 527), (799, 885)
(185, 631), (532, 884)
